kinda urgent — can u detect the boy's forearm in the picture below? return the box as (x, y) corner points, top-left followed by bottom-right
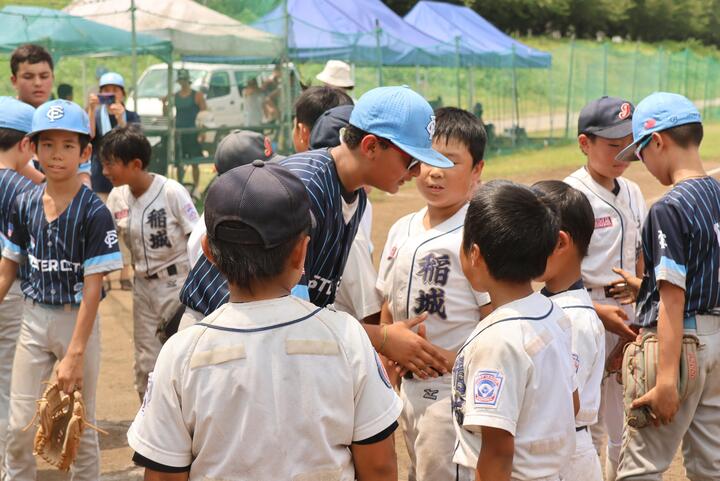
(68, 274), (103, 356)
(351, 436), (398, 481)
(476, 447), (513, 481)
(656, 282), (685, 387)
(143, 469), (189, 481)
(380, 301), (393, 326)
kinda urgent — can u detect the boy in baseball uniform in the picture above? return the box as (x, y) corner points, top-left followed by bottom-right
(0, 99), (122, 481)
(452, 180), (577, 481)
(0, 97), (36, 469)
(534, 180), (606, 481)
(564, 96), (646, 479)
(376, 107), (490, 481)
(614, 93), (720, 480)
(101, 124), (199, 400)
(128, 161), (403, 481)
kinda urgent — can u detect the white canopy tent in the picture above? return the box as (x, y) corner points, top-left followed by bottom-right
(64, 0), (282, 58)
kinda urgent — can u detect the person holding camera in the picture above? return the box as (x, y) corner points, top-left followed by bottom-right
(87, 71), (140, 290)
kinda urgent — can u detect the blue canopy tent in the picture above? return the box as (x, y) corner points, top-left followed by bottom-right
(252, 0), (469, 84)
(405, 1), (553, 137)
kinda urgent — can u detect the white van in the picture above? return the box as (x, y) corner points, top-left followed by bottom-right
(127, 61), (301, 131)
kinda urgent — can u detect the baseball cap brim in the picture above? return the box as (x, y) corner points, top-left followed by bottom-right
(585, 121), (633, 139)
(393, 141), (453, 168)
(27, 126), (90, 137)
(615, 138), (642, 162)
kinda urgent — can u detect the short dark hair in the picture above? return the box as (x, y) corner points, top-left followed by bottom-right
(57, 83), (73, 100)
(434, 107), (487, 166)
(207, 229), (306, 289)
(99, 124), (151, 169)
(532, 180), (594, 257)
(0, 128), (27, 152)
(341, 124), (393, 151)
(294, 86), (353, 129)
(11, 44), (54, 76)
(463, 180), (559, 282)
(662, 122), (703, 149)
(29, 132), (91, 153)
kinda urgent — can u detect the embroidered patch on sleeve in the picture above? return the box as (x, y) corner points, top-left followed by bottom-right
(473, 370), (504, 407)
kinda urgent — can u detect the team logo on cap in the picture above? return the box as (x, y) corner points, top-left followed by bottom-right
(426, 115), (436, 140)
(644, 119), (657, 129)
(618, 103), (632, 120)
(46, 105), (65, 122)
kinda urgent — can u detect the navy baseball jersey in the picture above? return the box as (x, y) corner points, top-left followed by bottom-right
(0, 169), (34, 280)
(636, 177), (720, 327)
(280, 149), (367, 307)
(2, 184), (123, 305)
(179, 255), (229, 316)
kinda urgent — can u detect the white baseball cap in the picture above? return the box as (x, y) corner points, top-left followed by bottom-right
(316, 60), (354, 89)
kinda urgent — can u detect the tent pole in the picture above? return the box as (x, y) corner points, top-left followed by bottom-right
(166, 58), (175, 179)
(375, 19), (383, 87)
(468, 66), (474, 110)
(603, 41), (608, 96)
(131, 0), (138, 109)
(511, 44), (519, 146)
(564, 39), (575, 139)
(281, 0), (292, 152)
(455, 35), (461, 107)
(81, 59), (87, 107)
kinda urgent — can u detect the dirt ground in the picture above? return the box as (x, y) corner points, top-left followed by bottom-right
(35, 160), (720, 480)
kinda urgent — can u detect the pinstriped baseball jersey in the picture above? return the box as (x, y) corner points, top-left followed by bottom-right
(636, 177), (720, 327)
(280, 149), (367, 307)
(2, 184), (122, 305)
(0, 169), (34, 281)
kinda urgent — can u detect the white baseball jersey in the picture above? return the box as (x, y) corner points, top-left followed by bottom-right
(106, 175), (198, 276)
(377, 204), (490, 352)
(333, 225), (382, 320)
(186, 212), (205, 268)
(564, 168), (646, 287)
(546, 284), (605, 427)
(128, 296), (402, 481)
(451, 292), (576, 479)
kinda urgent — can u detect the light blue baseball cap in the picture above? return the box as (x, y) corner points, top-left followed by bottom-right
(99, 72), (125, 89)
(616, 92), (701, 161)
(0, 97), (35, 133)
(349, 85), (452, 168)
(28, 100), (90, 137)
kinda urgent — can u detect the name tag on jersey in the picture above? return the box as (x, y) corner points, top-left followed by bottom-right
(594, 216), (613, 229)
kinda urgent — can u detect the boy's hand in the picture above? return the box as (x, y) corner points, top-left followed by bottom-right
(56, 351), (84, 395)
(631, 381), (680, 426)
(609, 267), (642, 305)
(594, 302), (637, 341)
(384, 313), (451, 379)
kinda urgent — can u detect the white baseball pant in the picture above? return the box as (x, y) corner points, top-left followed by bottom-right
(2, 301), (100, 481)
(560, 427), (603, 481)
(0, 281), (23, 473)
(132, 270), (187, 398)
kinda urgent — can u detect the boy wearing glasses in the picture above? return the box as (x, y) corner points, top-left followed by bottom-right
(563, 96), (646, 481)
(376, 107), (491, 480)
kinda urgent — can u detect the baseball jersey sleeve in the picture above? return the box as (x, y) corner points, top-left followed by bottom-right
(647, 200), (689, 289)
(2, 199), (27, 264)
(376, 219), (403, 295)
(83, 205), (123, 275)
(167, 181), (199, 235)
(348, 318), (403, 442)
(574, 312), (606, 425)
(127, 335), (193, 467)
(462, 338), (531, 436)
(77, 161), (92, 176)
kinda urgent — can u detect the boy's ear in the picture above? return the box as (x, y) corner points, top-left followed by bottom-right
(132, 158), (145, 170)
(556, 230), (571, 254)
(200, 235), (216, 265)
(288, 234), (309, 271)
(470, 160), (484, 187)
(81, 143), (93, 163)
(652, 131), (666, 151)
(29, 137), (38, 157)
(578, 134), (591, 155)
(359, 134), (380, 159)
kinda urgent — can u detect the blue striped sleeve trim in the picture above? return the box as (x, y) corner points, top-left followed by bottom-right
(84, 252), (123, 274)
(655, 256), (687, 289)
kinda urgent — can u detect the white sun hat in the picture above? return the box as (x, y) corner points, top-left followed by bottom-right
(316, 60), (354, 89)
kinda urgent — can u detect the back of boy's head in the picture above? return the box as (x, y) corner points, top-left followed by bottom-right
(294, 86), (353, 129)
(214, 130), (283, 175)
(204, 161), (312, 288)
(463, 180), (559, 282)
(28, 99), (91, 152)
(0, 96), (35, 152)
(99, 124), (151, 169)
(433, 107), (486, 166)
(532, 180), (594, 257)
(11, 44), (53, 76)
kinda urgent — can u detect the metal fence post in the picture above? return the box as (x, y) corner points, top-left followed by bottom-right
(564, 39), (576, 139)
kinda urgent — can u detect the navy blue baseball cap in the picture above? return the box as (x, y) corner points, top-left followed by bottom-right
(578, 96), (634, 139)
(310, 104), (353, 149)
(28, 100), (90, 137)
(350, 86), (452, 168)
(214, 130), (283, 175)
(0, 97), (35, 133)
(205, 160), (311, 248)
(616, 92), (702, 162)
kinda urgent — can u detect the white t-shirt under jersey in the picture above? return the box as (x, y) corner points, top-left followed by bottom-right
(128, 296), (402, 481)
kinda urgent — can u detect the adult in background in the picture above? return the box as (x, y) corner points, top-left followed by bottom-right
(316, 60), (355, 95)
(88, 71), (140, 291)
(174, 68), (207, 195)
(57, 83), (73, 101)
